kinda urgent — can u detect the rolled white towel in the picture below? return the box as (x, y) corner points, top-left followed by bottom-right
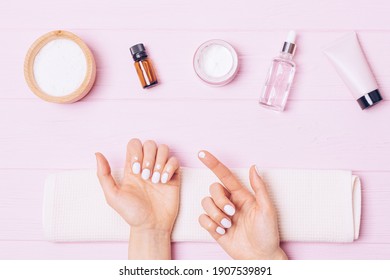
(43, 168), (361, 243)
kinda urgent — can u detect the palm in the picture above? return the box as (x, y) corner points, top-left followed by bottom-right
(198, 151), (286, 260)
(218, 197), (281, 259)
(113, 173), (180, 231)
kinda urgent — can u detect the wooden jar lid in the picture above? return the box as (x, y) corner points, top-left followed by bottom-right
(24, 30), (96, 103)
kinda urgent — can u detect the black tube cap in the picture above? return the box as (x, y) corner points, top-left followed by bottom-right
(357, 89), (383, 110)
(130, 43), (147, 61)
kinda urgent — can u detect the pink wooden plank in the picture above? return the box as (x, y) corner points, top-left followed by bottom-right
(0, 170), (389, 244)
(1, 30), (389, 101)
(1, 0), (390, 31)
(0, 0), (389, 263)
(0, 241), (228, 260)
(0, 170), (46, 241)
(0, 100), (388, 170)
(0, 241), (128, 260)
(1, 241), (390, 260)
(281, 243), (390, 260)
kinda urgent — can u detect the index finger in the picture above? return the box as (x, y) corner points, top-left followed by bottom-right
(198, 150), (244, 192)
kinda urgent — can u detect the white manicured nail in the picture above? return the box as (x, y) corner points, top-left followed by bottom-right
(132, 162), (141, 174)
(216, 227), (225, 235)
(152, 171), (161, 183)
(198, 151), (206, 158)
(221, 218), (232, 229)
(161, 172), (169, 184)
(224, 205), (235, 216)
(141, 169), (151, 180)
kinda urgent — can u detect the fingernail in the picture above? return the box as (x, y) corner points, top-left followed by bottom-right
(221, 218), (232, 229)
(223, 205), (236, 216)
(152, 171), (161, 184)
(198, 151), (206, 159)
(132, 162), (141, 174)
(161, 172), (169, 184)
(141, 169), (151, 180)
(216, 227), (225, 235)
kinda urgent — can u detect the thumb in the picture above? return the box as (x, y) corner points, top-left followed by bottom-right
(95, 152), (118, 201)
(249, 165), (271, 205)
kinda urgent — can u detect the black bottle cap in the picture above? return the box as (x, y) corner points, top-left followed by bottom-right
(130, 43), (147, 61)
(356, 89), (383, 110)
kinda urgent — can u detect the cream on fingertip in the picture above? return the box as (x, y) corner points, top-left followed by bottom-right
(198, 151), (206, 159)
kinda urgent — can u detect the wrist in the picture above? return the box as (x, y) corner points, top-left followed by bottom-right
(247, 247), (288, 260)
(128, 227), (172, 260)
(270, 248), (288, 260)
(131, 227), (172, 241)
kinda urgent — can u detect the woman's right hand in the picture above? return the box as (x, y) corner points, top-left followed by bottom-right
(95, 138), (181, 259)
(198, 150), (288, 260)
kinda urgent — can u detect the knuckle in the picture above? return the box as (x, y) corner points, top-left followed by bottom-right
(219, 169), (231, 182)
(212, 212), (221, 221)
(200, 215), (213, 229)
(209, 182), (220, 192)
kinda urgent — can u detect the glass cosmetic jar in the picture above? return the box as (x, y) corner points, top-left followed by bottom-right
(193, 39), (239, 86)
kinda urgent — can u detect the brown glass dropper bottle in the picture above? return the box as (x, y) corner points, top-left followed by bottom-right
(130, 43), (158, 89)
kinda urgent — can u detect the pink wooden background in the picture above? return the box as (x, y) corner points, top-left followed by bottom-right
(1, 0), (390, 259)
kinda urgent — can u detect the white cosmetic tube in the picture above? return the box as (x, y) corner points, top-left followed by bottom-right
(324, 32), (382, 109)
